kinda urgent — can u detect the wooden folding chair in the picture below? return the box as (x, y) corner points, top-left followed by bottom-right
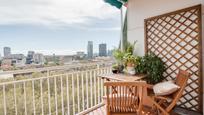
(104, 81), (146, 115)
(145, 70), (190, 115)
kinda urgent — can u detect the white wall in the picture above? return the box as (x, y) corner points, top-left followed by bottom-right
(128, 0), (203, 56)
(127, 0), (203, 112)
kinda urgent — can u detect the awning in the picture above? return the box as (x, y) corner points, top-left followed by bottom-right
(104, 0), (128, 9)
(104, 0), (128, 51)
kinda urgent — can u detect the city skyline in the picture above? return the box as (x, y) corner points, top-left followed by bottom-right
(1, 41), (115, 57)
(0, 30), (120, 56)
(0, 0), (120, 56)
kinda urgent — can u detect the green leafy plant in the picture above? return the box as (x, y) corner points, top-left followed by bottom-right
(113, 41), (137, 63)
(135, 56), (146, 73)
(113, 41), (137, 73)
(113, 49), (125, 64)
(135, 53), (165, 84)
(124, 41), (137, 55)
(112, 63), (119, 73)
(123, 53), (138, 67)
(112, 49), (125, 73)
(112, 63), (119, 70)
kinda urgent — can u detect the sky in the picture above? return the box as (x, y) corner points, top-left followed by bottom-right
(0, 0), (121, 56)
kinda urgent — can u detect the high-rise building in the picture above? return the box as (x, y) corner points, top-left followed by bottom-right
(3, 53), (26, 67)
(10, 54), (26, 67)
(26, 51), (35, 64)
(87, 41), (93, 59)
(76, 51), (85, 59)
(99, 43), (107, 57)
(33, 53), (45, 65)
(10, 54), (25, 59)
(4, 47), (11, 57)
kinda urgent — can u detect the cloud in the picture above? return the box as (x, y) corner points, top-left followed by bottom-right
(0, 0), (120, 27)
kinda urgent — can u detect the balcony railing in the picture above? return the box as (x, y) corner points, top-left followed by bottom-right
(0, 66), (112, 115)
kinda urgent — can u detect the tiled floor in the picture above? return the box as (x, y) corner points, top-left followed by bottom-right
(84, 105), (202, 115)
(173, 107), (202, 115)
(85, 105), (106, 115)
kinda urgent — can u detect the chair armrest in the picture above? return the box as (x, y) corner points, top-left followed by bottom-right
(154, 95), (173, 101)
(145, 84), (154, 89)
(144, 84), (154, 96)
(154, 96), (169, 100)
(147, 97), (169, 115)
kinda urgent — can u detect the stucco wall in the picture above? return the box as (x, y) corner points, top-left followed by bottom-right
(127, 0), (203, 112)
(127, 0), (203, 56)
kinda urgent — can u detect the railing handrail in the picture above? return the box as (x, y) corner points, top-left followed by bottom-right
(0, 62), (112, 75)
(0, 65), (111, 115)
(76, 103), (105, 115)
(0, 67), (111, 86)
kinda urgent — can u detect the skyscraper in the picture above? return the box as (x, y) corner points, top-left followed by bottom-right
(26, 51), (35, 64)
(87, 41), (93, 59)
(33, 53), (45, 65)
(3, 47), (11, 57)
(99, 43), (107, 57)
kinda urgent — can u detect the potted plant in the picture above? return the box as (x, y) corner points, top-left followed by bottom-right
(125, 41), (137, 55)
(112, 41), (137, 73)
(123, 53), (138, 75)
(112, 63), (119, 74)
(135, 53), (165, 84)
(113, 49), (125, 73)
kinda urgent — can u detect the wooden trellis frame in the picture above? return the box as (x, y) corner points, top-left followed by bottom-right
(144, 5), (202, 112)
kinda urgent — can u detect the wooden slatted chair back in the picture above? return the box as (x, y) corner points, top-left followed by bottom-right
(104, 81), (146, 115)
(167, 70), (190, 112)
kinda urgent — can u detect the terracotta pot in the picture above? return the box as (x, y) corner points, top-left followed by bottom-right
(126, 62), (134, 67)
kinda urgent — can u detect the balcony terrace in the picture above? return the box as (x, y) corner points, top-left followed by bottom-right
(0, 0), (203, 115)
(0, 65), (202, 115)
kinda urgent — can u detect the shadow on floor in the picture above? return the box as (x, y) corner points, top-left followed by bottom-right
(173, 107), (202, 115)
